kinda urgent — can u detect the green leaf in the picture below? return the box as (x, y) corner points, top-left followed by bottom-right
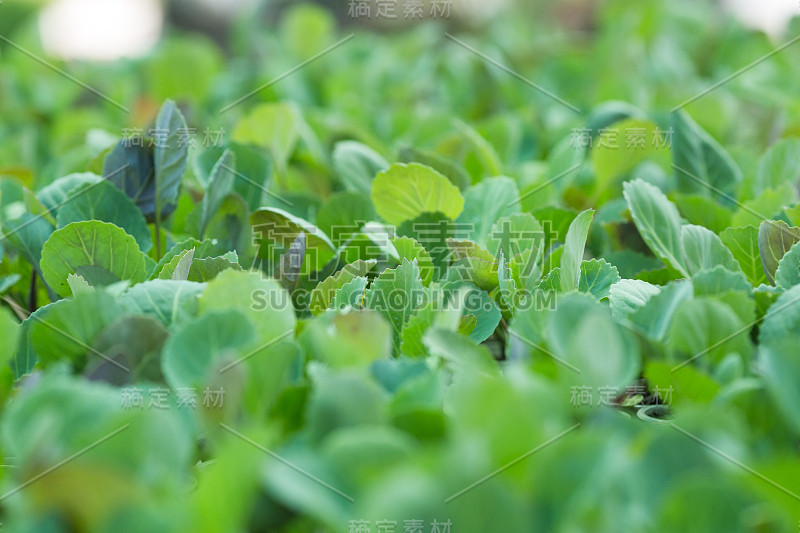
(30, 290), (125, 370)
(680, 224), (741, 276)
(753, 138), (800, 197)
(731, 183), (794, 227)
(84, 316), (169, 385)
(199, 149), (236, 239)
(2, 213), (54, 271)
(391, 236), (434, 286)
(719, 226), (767, 287)
(645, 361), (719, 405)
(456, 177), (520, 245)
(591, 119), (669, 198)
(623, 179), (689, 276)
(486, 213), (543, 262)
(424, 328), (499, 376)
(775, 239), (800, 289)
(760, 338), (800, 434)
(315, 192), (376, 247)
(760, 285), (800, 343)
(56, 180), (152, 252)
(758, 220), (800, 285)
(365, 258), (424, 353)
(692, 266), (751, 295)
(36, 173), (102, 216)
(309, 259), (377, 316)
(251, 207), (336, 276)
(446, 239), (499, 291)
(0, 307), (19, 368)
(40, 221), (148, 297)
(159, 248), (195, 281)
(371, 163), (464, 225)
(196, 143), (272, 211)
(187, 256), (243, 283)
(121, 279), (205, 326)
(608, 279), (661, 319)
(560, 209), (594, 292)
(578, 259), (620, 300)
(332, 141), (389, 195)
(331, 276), (369, 310)
(548, 294), (640, 393)
(199, 270), (296, 346)
(162, 309), (257, 390)
(673, 193), (732, 234)
(671, 110), (742, 200)
(307, 310), (392, 368)
(628, 280), (693, 341)
(232, 102), (299, 175)
(150, 238), (222, 279)
(67, 273), (92, 295)
(153, 100), (189, 217)
(669, 298), (752, 367)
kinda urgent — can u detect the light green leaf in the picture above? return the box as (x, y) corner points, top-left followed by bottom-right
(578, 259), (620, 300)
(560, 209), (594, 292)
(163, 309), (257, 390)
(609, 279), (661, 319)
(758, 220), (800, 285)
(645, 361), (719, 405)
(331, 276), (369, 310)
(731, 183), (794, 227)
(150, 238), (222, 280)
(159, 248), (194, 281)
(2, 213), (54, 271)
(251, 207), (337, 276)
(121, 279), (205, 327)
(30, 290), (124, 369)
(760, 338), (800, 434)
(36, 172), (102, 215)
(753, 138), (800, 197)
(456, 177), (520, 245)
(623, 179), (689, 276)
(371, 163), (464, 225)
(332, 141), (389, 195)
(186, 256), (243, 282)
(720, 226), (767, 287)
(681, 224), (741, 276)
(672, 110), (742, 199)
(760, 285), (800, 343)
(315, 192), (376, 247)
(199, 149), (235, 239)
(40, 221), (148, 297)
(308, 310), (392, 369)
(199, 270), (296, 346)
(232, 102), (299, 175)
(775, 240), (800, 289)
(628, 280), (693, 341)
(548, 294), (640, 393)
(67, 273), (92, 295)
(486, 212), (543, 262)
(309, 259), (377, 316)
(391, 236), (434, 286)
(669, 298), (752, 367)
(673, 193), (732, 234)
(591, 119), (669, 198)
(365, 258), (424, 353)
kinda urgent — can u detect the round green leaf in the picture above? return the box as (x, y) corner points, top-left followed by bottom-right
(41, 221), (147, 297)
(371, 163), (464, 225)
